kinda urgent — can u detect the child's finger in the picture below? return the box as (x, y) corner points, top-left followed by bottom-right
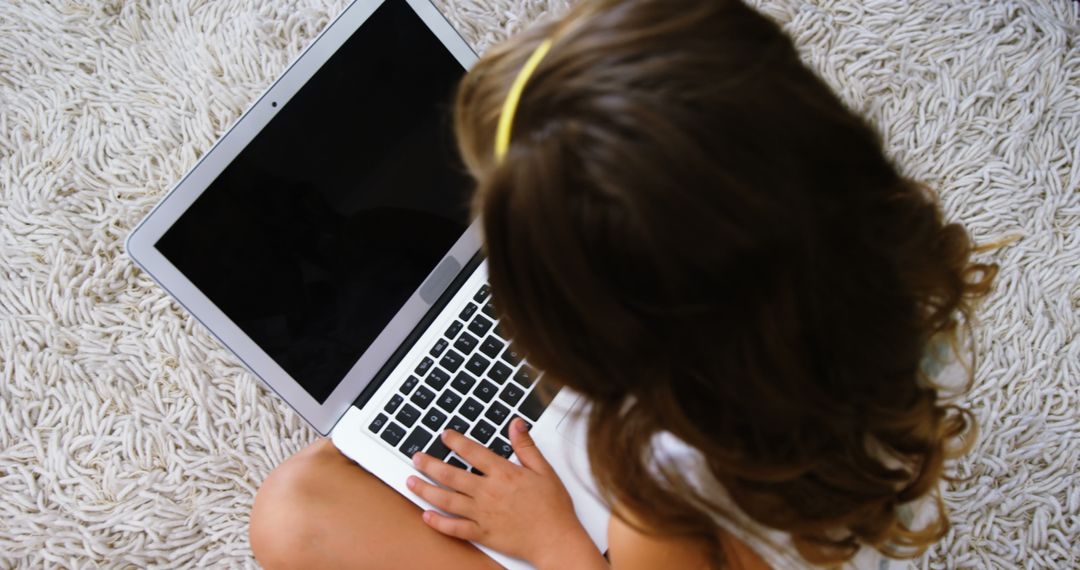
(442, 428), (501, 473)
(421, 509), (482, 541)
(508, 417), (550, 473)
(407, 475), (474, 517)
(412, 452), (481, 495)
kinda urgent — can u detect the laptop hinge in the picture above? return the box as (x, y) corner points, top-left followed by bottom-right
(350, 251), (484, 410)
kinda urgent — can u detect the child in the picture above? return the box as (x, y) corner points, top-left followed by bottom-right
(249, 0), (996, 568)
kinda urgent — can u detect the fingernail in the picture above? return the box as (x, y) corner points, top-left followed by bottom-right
(406, 476), (416, 489)
(515, 419), (528, 432)
(412, 453), (422, 466)
(422, 511), (432, 523)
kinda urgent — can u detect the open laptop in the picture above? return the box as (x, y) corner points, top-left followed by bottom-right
(123, 0), (610, 567)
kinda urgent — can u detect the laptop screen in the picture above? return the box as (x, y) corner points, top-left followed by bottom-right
(156, 0), (473, 404)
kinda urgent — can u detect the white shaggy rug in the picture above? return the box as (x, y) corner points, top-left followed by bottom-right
(1, 0), (1077, 567)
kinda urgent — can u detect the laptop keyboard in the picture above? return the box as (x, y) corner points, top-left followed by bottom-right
(366, 283), (553, 473)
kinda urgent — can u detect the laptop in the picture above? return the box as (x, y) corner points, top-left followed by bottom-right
(124, 0), (610, 567)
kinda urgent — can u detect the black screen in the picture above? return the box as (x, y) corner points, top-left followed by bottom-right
(156, 0), (473, 404)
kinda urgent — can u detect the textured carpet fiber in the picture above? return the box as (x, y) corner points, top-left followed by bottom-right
(1, 0), (1077, 567)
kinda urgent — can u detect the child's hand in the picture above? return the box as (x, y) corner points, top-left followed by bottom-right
(408, 418), (601, 567)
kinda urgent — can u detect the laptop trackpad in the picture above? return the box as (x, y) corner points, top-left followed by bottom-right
(555, 395), (588, 440)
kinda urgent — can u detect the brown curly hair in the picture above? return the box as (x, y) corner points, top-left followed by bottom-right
(454, 0), (997, 566)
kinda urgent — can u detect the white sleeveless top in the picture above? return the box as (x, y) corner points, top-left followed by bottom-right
(649, 431), (927, 570)
(645, 337), (964, 569)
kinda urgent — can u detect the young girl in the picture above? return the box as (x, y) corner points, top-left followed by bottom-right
(249, 0), (996, 568)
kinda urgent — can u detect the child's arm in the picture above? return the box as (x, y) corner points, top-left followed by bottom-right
(608, 510), (771, 570)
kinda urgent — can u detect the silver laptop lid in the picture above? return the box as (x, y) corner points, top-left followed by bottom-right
(125, 0), (480, 435)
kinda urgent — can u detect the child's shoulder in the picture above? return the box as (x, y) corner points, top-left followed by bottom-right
(648, 431), (912, 570)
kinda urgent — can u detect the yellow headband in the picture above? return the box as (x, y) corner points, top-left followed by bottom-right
(494, 38), (554, 161)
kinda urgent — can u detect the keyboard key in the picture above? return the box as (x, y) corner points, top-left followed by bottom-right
(459, 398), (483, 421)
(465, 353), (491, 377)
(436, 390), (462, 414)
(400, 427), (433, 458)
(489, 437), (513, 459)
(473, 284), (490, 304)
(451, 372), (477, 394)
(498, 383), (525, 406)
(426, 436), (451, 460)
(500, 416), (532, 439)
(453, 332), (478, 355)
(422, 408), (448, 432)
(485, 401), (511, 426)
(400, 376), (420, 394)
(381, 422), (406, 446)
(468, 315), (493, 338)
(513, 366), (538, 388)
(396, 404), (421, 427)
(501, 346), (523, 366)
(411, 386), (435, 409)
(430, 339), (449, 358)
(426, 368), (450, 390)
(517, 388), (551, 422)
(447, 457), (468, 470)
(384, 394), (404, 414)
(447, 416), (470, 434)
(470, 420), (496, 444)
(440, 350), (464, 373)
(481, 300), (497, 318)
(368, 413), (388, 434)
(473, 380), (498, 403)
(487, 362), (512, 384)
(415, 357), (434, 376)
(459, 303), (478, 321)
(479, 336), (505, 359)
(444, 321), (464, 340)
(471, 466), (485, 476)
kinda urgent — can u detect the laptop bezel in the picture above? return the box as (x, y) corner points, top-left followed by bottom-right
(124, 0), (480, 436)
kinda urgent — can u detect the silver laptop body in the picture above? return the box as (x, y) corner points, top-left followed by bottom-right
(125, 1), (610, 567)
